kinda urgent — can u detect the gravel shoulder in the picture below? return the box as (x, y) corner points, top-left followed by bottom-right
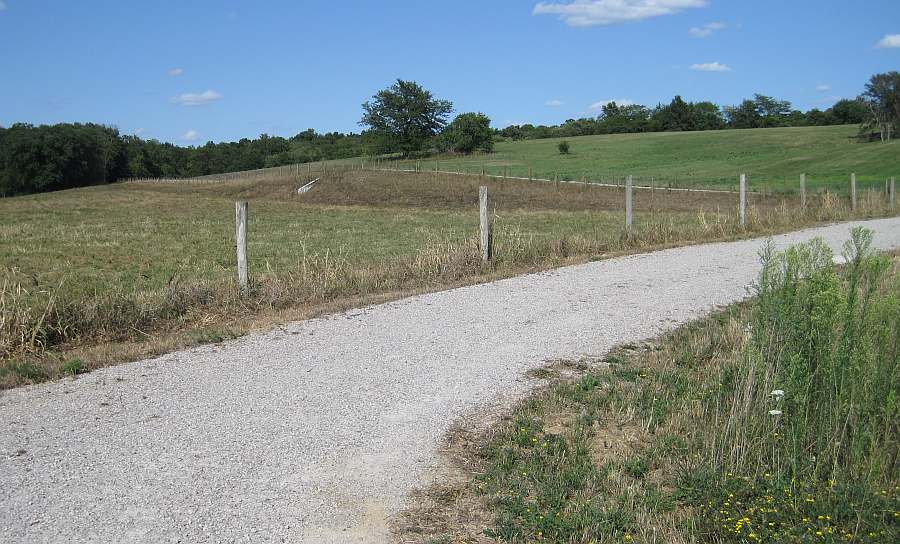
(2, 218), (900, 543)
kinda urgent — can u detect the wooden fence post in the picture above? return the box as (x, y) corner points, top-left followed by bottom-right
(891, 177), (896, 210)
(235, 201), (249, 293)
(739, 174), (747, 227)
(479, 186), (492, 263)
(800, 173), (807, 210)
(625, 175), (633, 232)
(851, 173), (857, 211)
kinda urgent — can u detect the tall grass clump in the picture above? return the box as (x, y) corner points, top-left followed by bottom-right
(699, 228), (899, 541)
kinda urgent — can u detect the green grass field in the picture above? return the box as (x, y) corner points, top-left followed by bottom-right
(1, 151), (897, 388)
(386, 125), (900, 193)
(0, 178), (689, 297)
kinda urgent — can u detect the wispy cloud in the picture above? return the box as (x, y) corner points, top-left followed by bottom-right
(181, 129), (200, 141)
(168, 68), (184, 77)
(876, 34), (900, 48)
(589, 98), (636, 111)
(134, 128), (145, 136)
(689, 21), (725, 38)
(545, 99), (564, 107)
(0, 2), (7, 11)
(815, 84), (831, 92)
(171, 90), (223, 107)
(690, 62), (731, 72)
(533, 0), (707, 27)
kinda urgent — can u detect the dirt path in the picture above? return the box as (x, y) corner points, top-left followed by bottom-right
(2, 218), (899, 543)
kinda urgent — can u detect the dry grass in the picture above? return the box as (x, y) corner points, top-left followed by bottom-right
(1, 167), (897, 388)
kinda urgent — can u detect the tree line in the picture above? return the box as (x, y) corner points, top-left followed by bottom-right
(497, 94), (869, 140)
(0, 125), (368, 196)
(2, 72), (897, 197)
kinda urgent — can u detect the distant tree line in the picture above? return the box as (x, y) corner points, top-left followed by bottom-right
(0, 125), (369, 196)
(496, 94), (869, 141)
(2, 73), (897, 197)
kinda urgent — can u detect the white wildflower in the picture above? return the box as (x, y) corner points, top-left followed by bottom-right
(768, 409), (782, 416)
(771, 389), (785, 398)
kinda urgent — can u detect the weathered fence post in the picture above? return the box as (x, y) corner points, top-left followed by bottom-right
(479, 186), (492, 263)
(800, 173), (807, 210)
(625, 175), (633, 232)
(235, 201), (249, 293)
(739, 174), (747, 227)
(850, 173), (857, 211)
(891, 177), (896, 210)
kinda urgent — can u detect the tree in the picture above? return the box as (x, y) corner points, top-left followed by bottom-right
(653, 96), (694, 131)
(725, 100), (763, 129)
(359, 79), (453, 156)
(753, 94), (792, 126)
(441, 113), (494, 153)
(861, 71), (900, 142)
(830, 99), (867, 125)
(691, 101), (726, 131)
(558, 140), (570, 154)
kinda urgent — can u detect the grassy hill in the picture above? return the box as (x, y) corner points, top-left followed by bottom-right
(391, 125), (900, 193)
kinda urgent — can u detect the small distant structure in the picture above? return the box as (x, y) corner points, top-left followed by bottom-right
(296, 178), (320, 194)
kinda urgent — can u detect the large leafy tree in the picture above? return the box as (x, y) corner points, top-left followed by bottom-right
(360, 79), (453, 156)
(861, 71), (900, 142)
(441, 112), (494, 153)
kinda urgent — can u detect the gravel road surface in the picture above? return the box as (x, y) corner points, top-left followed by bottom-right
(2, 218), (900, 543)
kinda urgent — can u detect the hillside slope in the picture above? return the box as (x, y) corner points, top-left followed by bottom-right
(411, 125), (900, 191)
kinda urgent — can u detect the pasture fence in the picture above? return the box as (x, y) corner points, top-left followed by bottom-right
(121, 160), (898, 287)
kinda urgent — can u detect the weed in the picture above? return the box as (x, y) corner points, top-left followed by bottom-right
(60, 357), (85, 376)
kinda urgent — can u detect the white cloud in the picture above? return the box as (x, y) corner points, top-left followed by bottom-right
(533, 0), (707, 27)
(876, 34), (900, 48)
(815, 84), (831, 92)
(171, 90), (223, 106)
(589, 98), (636, 111)
(545, 99), (564, 107)
(168, 68), (184, 77)
(0, 2), (7, 11)
(689, 21), (725, 38)
(181, 130), (200, 141)
(134, 128), (145, 135)
(690, 62), (731, 72)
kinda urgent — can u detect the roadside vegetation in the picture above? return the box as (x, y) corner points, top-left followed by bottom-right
(395, 229), (899, 543)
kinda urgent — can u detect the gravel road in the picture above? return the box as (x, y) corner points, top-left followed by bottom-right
(2, 218), (900, 543)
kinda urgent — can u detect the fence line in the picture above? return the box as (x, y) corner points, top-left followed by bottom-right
(124, 161), (896, 201)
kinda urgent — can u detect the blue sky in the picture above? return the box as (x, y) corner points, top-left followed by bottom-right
(1, 0), (898, 145)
